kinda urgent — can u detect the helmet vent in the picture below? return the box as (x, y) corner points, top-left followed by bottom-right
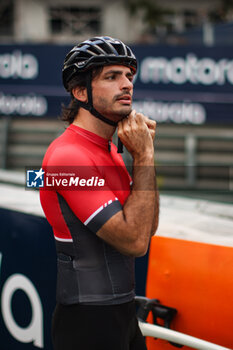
(62, 36), (137, 90)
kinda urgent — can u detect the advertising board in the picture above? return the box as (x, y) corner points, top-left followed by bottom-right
(0, 44), (233, 124)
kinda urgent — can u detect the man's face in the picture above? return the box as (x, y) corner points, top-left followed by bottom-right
(91, 65), (134, 122)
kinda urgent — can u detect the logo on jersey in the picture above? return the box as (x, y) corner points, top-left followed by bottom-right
(26, 168), (45, 188)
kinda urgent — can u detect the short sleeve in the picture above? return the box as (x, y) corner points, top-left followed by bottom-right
(56, 165), (123, 234)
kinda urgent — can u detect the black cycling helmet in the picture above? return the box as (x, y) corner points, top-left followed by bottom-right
(62, 36), (137, 90)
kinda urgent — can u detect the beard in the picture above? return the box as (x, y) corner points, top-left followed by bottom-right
(93, 96), (132, 122)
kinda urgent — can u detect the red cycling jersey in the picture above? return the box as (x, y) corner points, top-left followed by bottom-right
(40, 124), (135, 305)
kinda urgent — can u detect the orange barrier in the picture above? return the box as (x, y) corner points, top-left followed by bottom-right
(146, 236), (233, 350)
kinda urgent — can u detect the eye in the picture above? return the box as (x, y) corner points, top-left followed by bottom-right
(105, 74), (115, 80)
(127, 74), (134, 82)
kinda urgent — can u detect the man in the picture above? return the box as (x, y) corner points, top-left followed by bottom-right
(40, 36), (159, 350)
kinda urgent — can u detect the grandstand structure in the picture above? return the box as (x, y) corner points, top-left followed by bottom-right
(0, 0), (233, 199)
(0, 118), (232, 202)
(0, 0), (232, 45)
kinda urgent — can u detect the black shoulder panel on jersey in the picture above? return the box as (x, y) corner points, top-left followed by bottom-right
(86, 200), (122, 234)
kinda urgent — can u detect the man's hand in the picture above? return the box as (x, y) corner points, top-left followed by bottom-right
(142, 115), (156, 141)
(97, 110), (158, 257)
(117, 110), (156, 159)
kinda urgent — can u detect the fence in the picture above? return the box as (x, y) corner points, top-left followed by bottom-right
(0, 117), (233, 195)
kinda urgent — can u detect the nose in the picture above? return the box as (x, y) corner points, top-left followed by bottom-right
(120, 75), (133, 91)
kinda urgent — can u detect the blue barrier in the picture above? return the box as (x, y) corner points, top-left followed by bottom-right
(0, 204), (149, 349)
(0, 207), (56, 349)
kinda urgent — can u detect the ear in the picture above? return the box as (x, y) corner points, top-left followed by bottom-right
(72, 86), (87, 102)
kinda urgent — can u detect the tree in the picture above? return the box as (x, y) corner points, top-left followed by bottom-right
(209, 0), (233, 23)
(125, 0), (173, 33)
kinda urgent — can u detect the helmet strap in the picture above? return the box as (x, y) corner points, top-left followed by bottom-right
(75, 71), (124, 153)
(76, 71), (118, 127)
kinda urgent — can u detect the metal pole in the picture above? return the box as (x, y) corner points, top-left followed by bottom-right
(185, 134), (197, 188)
(139, 321), (231, 350)
(203, 21), (214, 46)
(0, 116), (11, 169)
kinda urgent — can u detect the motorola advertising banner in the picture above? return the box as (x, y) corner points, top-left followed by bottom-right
(0, 43), (233, 124)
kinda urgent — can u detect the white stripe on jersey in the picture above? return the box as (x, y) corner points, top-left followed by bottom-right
(84, 198), (119, 226)
(84, 205), (104, 225)
(55, 236), (73, 242)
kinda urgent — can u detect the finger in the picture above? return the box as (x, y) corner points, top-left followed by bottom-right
(140, 115), (156, 128)
(127, 110), (138, 130)
(128, 110), (146, 126)
(121, 118), (132, 136)
(117, 120), (123, 137)
(138, 115), (156, 139)
(129, 109), (136, 118)
(150, 129), (156, 140)
(127, 109), (136, 123)
(145, 118), (156, 126)
(146, 120), (156, 132)
(134, 112), (145, 125)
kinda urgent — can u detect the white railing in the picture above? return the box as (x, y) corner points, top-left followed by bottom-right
(139, 321), (232, 350)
